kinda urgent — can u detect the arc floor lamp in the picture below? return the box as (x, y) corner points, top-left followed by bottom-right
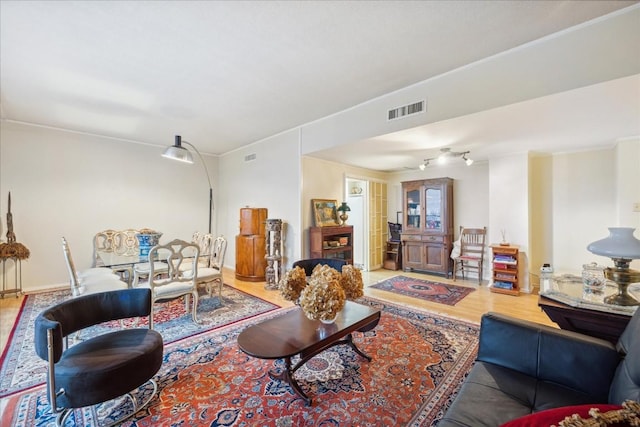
(162, 135), (213, 234)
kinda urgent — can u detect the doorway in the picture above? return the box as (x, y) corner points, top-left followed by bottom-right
(346, 178), (368, 270)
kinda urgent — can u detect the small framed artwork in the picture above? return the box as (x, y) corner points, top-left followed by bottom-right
(312, 199), (339, 227)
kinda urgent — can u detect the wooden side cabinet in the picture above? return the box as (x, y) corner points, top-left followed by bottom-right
(490, 244), (519, 296)
(400, 178), (453, 277)
(235, 207), (267, 282)
(309, 226), (353, 264)
(235, 235), (267, 282)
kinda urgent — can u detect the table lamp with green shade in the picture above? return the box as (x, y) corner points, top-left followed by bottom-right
(337, 202), (351, 225)
(587, 227), (640, 306)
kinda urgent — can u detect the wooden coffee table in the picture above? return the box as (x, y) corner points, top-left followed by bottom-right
(237, 300), (381, 405)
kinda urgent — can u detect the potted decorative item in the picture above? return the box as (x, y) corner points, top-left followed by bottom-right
(340, 264), (364, 299)
(299, 275), (346, 323)
(336, 202), (350, 225)
(278, 266), (307, 302)
(135, 228), (163, 260)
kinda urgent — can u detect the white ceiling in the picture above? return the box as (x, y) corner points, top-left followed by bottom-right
(1, 1), (639, 172)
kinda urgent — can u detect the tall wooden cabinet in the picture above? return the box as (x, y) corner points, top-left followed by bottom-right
(236, 207), (268, 282)
(401, 178), (454, 277)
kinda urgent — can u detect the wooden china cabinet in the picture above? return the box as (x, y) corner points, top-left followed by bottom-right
(400, 178), (454, 277)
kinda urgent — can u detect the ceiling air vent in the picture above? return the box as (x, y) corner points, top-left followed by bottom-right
(387, 100), (426, 121)
(244, 153), (257, 162)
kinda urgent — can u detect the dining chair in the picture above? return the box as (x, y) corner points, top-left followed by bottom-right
(62, 237), (127, 296)
(184, 235), (227, 299)
(92, 229), (118, 266)
(179, 232), (213, 272)
(452, 226), (487, 284)
(34, 288), (163, 427)
(136, 239), (200, 329)
(94, 229), (137, 284)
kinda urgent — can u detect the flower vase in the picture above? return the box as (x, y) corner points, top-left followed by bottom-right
(136, 232), (163, 260)
(320, 314), (338, 324)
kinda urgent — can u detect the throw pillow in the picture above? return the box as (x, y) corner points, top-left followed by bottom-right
(499, 404), (622, 427)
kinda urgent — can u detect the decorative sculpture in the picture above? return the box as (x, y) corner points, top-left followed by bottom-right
(264, 218), (283, 289)
(0, 192), (30, 297)
(0, 192), (30, 260)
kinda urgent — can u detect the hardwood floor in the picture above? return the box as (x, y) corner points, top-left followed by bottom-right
(0, 268), (556, 355)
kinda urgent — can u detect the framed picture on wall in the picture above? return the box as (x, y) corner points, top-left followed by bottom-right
(312, 199), (339, 227)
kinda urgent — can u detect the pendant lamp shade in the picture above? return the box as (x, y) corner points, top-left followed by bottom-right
(162, 135), (194, 164)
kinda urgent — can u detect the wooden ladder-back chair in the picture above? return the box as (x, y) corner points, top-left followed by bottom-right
(452, 227), (487, 284)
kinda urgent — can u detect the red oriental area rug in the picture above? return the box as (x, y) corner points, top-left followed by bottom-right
(1, 297), (479, 427)
(0, 285), (279, 398)
(370, 275), (475, 306)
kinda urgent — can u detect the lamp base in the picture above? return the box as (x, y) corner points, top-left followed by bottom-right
(604, 292), (639, 306)
(604, 264), (640, 306)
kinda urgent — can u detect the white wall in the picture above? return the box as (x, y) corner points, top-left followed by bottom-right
(218, 130), (301, 269)
(0, 121), (219, 291)
(615, 139), (640, 230)
(551, 142), (640, 273)
(551, 148), (616, 274)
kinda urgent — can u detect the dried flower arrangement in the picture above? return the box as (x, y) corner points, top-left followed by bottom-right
(279, 262), (363, 322)
(299, 275), (346, 322)
(278, 266), (307, 301)
(340, 264), (364, 299)
(311, 263), (342, 283)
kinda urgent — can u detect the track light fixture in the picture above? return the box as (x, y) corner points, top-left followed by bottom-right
(419, 148), (473, 169)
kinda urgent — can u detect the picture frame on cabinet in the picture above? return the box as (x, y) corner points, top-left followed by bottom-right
(312, 199), (339, 227)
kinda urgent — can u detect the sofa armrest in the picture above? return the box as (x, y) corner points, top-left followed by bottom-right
(477, 312), (620, 398)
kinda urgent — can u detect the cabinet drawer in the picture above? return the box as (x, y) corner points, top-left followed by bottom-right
(401, 234), (422, 242)
(422, 235), (444, 243)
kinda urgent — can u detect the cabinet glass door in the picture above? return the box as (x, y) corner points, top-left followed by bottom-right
(425, 187), (442, 231)
(405, 189), (421, 230)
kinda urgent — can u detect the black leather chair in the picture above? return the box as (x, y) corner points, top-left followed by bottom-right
(34, 288), (164, 427)
(292, 258), (347, 276)
(439, 308), (640, 426)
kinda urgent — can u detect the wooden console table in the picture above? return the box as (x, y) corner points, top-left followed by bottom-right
(538, 296), (631, 344)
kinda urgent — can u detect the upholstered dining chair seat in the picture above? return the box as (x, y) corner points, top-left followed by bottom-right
(181, 235), (227, 299)
(62, 237), (127, 296)
(138, 278), (197, 300)
(132, 261), (169, 287)
(182, 266), (223, 297)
